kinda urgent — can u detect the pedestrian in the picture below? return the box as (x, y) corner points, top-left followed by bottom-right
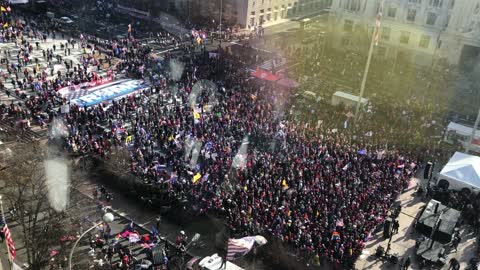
(448, 258), (460, 270)
(392, 219), (400, 234)
(451, 235), (460, 252)
(103, 224), (111, 242)
(403, 255), (411, 270)
(156, 216), (161, 230)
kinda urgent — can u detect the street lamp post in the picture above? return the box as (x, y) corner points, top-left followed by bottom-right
(68, 212), (114, 270)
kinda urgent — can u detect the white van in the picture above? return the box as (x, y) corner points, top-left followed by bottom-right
(186, 254), (245, 270)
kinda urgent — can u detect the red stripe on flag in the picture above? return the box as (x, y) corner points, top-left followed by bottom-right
(4, 225), (16, 260)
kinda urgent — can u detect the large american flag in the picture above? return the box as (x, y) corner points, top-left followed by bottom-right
(373, 1), (384, 46)
(0, 212), (16, 260)
(226, 237), (256, 261)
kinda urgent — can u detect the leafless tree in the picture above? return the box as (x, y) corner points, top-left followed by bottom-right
(104, 146), (132, 177)
(0, 142), (74, 269)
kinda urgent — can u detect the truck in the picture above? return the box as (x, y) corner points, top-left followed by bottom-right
(186, 254), (245, 270)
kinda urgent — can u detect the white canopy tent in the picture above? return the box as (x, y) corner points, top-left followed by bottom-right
(437, 152), (480, 192)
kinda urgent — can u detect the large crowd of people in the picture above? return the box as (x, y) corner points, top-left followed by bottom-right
(0, 6), (463, 270)
(53, 34), (420, 268)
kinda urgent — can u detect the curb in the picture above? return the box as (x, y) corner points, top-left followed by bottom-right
(76, 189), (195, 258)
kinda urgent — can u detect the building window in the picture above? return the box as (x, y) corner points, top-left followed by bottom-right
(344, 20), (354, 32)
(259, 15), (264, 24)
(341, 37), (350, 46)
(251, 11), (255, 15)
(387, 7), (397, 18)
(426, 12), (437, 25)
(407, 9), (416, 22)
(252, 1), (255, 7)
(419, 35), (431, 48)
(267, 13), (271, 21)
(274, 12), (278, 20)
(381, 27), (391, 40)
(449, 0), (455, 9)
(344, 0), (361, 12)
(250, 17), (255, 27)
(260, 9), (264, 13)
(376, 46), (387, 57)
(400, 31), (410, 44)
(429, 0), (443, 7)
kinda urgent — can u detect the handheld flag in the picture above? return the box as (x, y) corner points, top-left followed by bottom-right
(128, 24), (132, 33)
(357, 149), (367, 155)
(1, 7), (6, 12)
(226, 237), (256, 261)
(3, 22), (8, 28)
(336, 219), (344, 227)
(192, 173), (202, 184)
(282, 179), (289, 190)
(331, 231), (341, 241)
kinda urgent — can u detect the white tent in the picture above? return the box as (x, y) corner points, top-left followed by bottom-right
(438, 152), (480, 192)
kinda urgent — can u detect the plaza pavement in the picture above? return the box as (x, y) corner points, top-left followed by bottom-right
(355, 174), (477, 270)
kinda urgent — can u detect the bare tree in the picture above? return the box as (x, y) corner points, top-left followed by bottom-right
(0, 142), (72, 269)
(104, 146), (132, 177)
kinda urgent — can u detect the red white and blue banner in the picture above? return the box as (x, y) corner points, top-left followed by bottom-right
(70, 79), (148, 107)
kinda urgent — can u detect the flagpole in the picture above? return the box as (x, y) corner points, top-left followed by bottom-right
(354, 0), (384, 123)
(0, 196), (13, 270)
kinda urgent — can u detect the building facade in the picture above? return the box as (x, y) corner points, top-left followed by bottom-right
(240, 0), (332, 29)
(115, 0), (332, 29)
(187, 0), (332, 29)
(329, 0), (480, 68)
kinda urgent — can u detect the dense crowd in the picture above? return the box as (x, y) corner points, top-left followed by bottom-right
(48, 36), (421, 268)
(0, 8), (457, 270)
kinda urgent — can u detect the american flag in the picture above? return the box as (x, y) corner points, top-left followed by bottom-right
(336, 218), (344, 227)
(0, 212), (16, 260)
(373, 1), (384, 46)
(226, 237), (256, 261)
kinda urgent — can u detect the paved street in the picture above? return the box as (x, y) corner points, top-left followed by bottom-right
(356, 171), (477, 270)
(0, 36), (110, 105)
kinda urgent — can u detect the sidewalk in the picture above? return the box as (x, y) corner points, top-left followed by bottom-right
(75, 175), (219, 258)
(355, 175), (477, 270)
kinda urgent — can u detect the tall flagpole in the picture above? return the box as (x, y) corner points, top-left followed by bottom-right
(0, 196), (13, 270)
(354, 0), (384, 122)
